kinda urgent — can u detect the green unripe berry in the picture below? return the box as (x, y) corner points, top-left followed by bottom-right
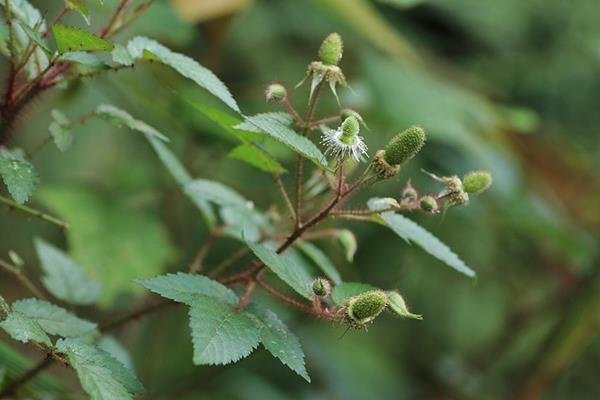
(462, 170), (492, 195)
(372, 150), (401, 179)
(312, 278), (332, 297)
(0, 295), (9, 321)
(383, 126), (426, 166)
(318, 33), (343, 66)
(265, 83), (287, 103)
(419, 195), (438, 213)
(340, 116), (360, 145)
(346, 290), (388, 325)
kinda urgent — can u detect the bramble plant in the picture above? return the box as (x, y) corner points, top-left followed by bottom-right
(0, 2), (493, 398)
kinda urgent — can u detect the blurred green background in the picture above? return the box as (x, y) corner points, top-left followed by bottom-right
(1, 0), (599, 399)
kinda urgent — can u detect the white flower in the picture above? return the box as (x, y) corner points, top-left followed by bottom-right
(320, 116), (368, 162)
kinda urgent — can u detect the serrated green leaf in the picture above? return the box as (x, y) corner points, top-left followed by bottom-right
(296, 241), (342, 284)
(331, 282), (378, 305)
(35, 238), (101, 305)
(57, 338), (143, 400)
(126, 36), (239, 112)
(188, 296), (260, 365)
(368, 198), (476, 277)
(235, 112), (294, 132)
(0, 311), (51, 347)
(65, 0), (90, 25)
(254, 309), (310, 382)
(17, 21), (52, 55)
(111, 44), (133, 66)
(235, 113), (329, 170)
(247, 242), (313, 299)
(52, 24), (113, 53)
(228, 144), (286, 174)
(12, 298), (98, 338)
(137, 273), (237, 305)
(143, 134), (216, 226)
(38, 187), (173, 304)
(97, 336), (134, 371)
(95, 104), (168, 141)
(0, 147), (39, 204)
(219, 206), (268, 243)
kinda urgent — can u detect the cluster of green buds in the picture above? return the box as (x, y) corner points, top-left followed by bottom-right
(424, 170), (493, 208)
(398, 182), (439, 214)
(297, 33), (348, 104)
(372, 126), (427, 179)
(264, 83), (288, 104)
(0, 295), (9, 321)
(343, 290), (422, 329)
(312, 278), (332, 297)
(321, 115), (368, 161)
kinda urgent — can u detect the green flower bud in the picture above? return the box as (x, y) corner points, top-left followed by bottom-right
(419, 195), (439, 213)
(383, 126), (426, 166)
(312, 278), (332, 297)
(372, 150), (401, 179)
(339, 116), (360, 145)
(318, 33), (343, 66)
(265, 83), (287, 103)
(386, 291), (422, 320)
(346, 290), (388, 326)
(462, 170), (492, 195)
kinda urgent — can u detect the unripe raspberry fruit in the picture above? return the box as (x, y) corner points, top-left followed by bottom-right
(462, 170), (492, 195)
(346, 290), (388, 326)
(312, 278), (332, 297)
(383, 126), (426, 166)
(319, 33), (343, 66)
(340, 116), (360, 145)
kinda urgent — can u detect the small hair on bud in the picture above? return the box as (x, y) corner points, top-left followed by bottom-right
(383, 125), (426, 166)
(264, 83), (287, 103)
(419, 195), (439, 213)
(318, 33), (343, 66)
(462, 170), (492, 195)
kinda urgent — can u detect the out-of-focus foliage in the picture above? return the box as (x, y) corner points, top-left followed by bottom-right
(1, 0), (598, 399)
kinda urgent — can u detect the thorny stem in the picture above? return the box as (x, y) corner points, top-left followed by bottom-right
(282, 98), (304, 126)
(26, 111), (95, 159)
(0, 258), (47, 299)
(0, 356), (53, 399)
(99, 0), (133, 38)
(235, 280), (257, 311)
(208, 247), (249, 278)
(189, 227), (223, 274)
(0, 195), (69, 229)
(42, 7), (69, 38)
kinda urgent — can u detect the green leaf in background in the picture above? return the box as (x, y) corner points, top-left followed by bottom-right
(184, 179), (250, 209)
(331, 282), (378, 306)
(188, 296), (260, 365)
(95, 104), (168, 141)
(65, 0), (90, 25)
(336, 229), (357, 262)
(38, 187), (173, 304)
(235, 112), (294, 132)
(126, 36), (240, 113)
(254, 309), (310, 382)
(12, 299), (98, 338)
(235, 113), (330, 170)
(17, 21), (52, 55)
(137, 273), (237, 305)
(143, 134), (216, 227)
(376, 0), (425, 8)
(58, 51), (104, 67)
(52, 24), (114, 53)
(368, 198), (476, 278)
(56, 338), (144, 400)
(0, 147), (39, 204)
(247, 242), (314, 299)
(296, 241), (342, 284)
(35, 238), (102, 305)
(0, 310), (52, 347)
(48, 109), (74, 152)
(228, 144), (286, 174)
